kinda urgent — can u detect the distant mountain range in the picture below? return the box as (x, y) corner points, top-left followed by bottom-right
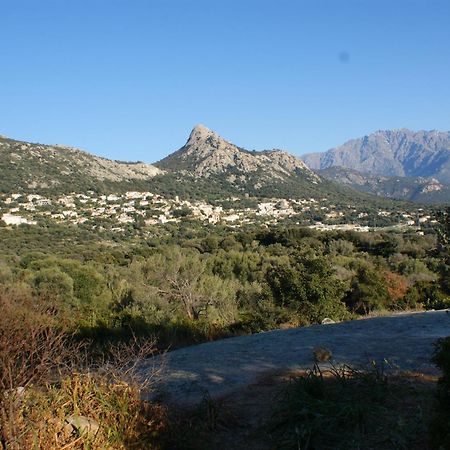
(303, 129), (450, 182)
(0, 126), (448, 205)
(318, 166), (450, 204)
(302, 129), (450, 204)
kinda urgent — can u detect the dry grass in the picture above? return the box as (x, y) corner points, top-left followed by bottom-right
(2, 372), (167, 449)
(0, 286), (167, 449)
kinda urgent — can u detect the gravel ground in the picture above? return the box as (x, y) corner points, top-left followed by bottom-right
(140, 310), (450, 407)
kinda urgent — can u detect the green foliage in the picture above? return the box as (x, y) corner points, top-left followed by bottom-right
(0, 220), (446, 345)
(435, 207), (450, 252)
(172, 206), (192, 218)
(264, 254), (349, 324)
(32, 267), (74, 303)
(346, 266), (389, 314)
(405, 281), (450, 310)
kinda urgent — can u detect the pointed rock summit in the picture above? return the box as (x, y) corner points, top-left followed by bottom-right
(187, 124), (217, 142)
(180, 124), (237, 163)
(156, 125), (319, 185)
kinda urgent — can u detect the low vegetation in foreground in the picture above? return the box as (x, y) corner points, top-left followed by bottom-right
(0, 293), (167, 449)
(151, 364), (439, 450)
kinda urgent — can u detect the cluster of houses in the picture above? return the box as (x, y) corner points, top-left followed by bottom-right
(0, 191), (433, 232)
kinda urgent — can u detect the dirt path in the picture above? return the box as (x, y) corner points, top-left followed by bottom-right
(141, 310), (450, 407)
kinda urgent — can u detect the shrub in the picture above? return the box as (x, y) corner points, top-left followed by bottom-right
(1, 365), (166, 449)
(265, 255), (349, 324)
(0, 287), (166, 449)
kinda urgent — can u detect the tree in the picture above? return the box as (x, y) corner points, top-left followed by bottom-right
(132, 248), (238, 323)
(436, 207), (450, 255)
(435, 207), (450, 295)
(384, 271), (408, 305)
(265, 254), (349, 324)
(346, 267), (389, 314)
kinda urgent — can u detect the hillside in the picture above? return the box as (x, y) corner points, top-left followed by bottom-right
(303, 129), (450, 183)
(0, 135), (162, 194)
(319, 166), (450, 204)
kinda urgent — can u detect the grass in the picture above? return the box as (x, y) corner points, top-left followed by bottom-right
(2, 373), (168, 450)
(271, 363), (435, 450)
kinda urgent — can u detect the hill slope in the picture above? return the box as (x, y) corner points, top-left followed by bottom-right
(319, 166), (450, 204)
(0, 127), (419, 208)
(0, 135), (162, 193)
(303, 129), (450, 183)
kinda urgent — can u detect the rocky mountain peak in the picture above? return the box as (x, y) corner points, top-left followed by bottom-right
(188, 124), (217, 142)
(184, 124), (231, 154)
(156, 125), (320, 186)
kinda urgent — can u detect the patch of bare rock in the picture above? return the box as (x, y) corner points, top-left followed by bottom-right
(140, 310), (450, 408)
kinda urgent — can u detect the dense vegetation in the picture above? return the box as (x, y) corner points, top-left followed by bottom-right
(0, 219), (448, 344)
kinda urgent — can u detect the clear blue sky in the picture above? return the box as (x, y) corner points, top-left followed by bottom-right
(1, 0), (449, 163)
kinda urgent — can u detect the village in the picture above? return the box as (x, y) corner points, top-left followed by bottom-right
(0, 190), (434, 233)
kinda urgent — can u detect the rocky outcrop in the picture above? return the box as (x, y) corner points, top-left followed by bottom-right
(157, 124), (320, 184)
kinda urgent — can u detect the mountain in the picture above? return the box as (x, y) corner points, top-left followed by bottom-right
(155, 124), (380, 202)
(318, 166), (450, 204)
(0, 135), (162, 193)
(303, 129), (450, 184)
(157, 124), (319, 183)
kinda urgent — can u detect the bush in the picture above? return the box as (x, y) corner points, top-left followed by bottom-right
(265, 255), (349, 324)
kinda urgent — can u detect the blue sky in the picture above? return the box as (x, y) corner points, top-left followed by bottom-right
(1, 0), (449, 162)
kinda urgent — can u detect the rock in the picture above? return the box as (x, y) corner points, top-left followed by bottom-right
(65, 415), (99, 437)
(3, 386), (26, 400)
(321, 318), (336, 325)
(156, 124), (319, 183)
(313, 347), (333, 362)
(15, 386), (25, 396)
